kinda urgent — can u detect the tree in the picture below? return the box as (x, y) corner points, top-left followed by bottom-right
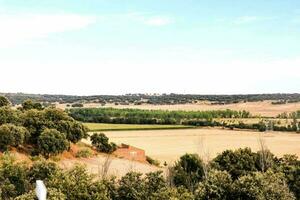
(37, 129), (69, 158)
(195, 170), (232, 200)
(212, 148), (258, 179)
(117, 172), (146, 200)
(172, 154), (205, 191)
(48, 165), (110, 200)
(0, 107), (21, 125)
(0, 153), (30, 199)
(56, 120), (88, 143)
(0, 124), (28, 150)
(0, 96), (10, 107)
(28, 160), (59, 183)
(231, 170), (295, 200)
(90, 133), (117, 153)
(21, 99), (43, 110)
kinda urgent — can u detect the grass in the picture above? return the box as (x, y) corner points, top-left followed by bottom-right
(84, 123), (195, 131)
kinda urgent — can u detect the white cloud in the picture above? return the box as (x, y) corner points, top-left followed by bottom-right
(0, 13), (96, 47)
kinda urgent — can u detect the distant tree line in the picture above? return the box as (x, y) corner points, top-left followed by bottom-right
(1, 147), (299, 199)
(2, 92), (300, 105)
(68, 108), (251, 125)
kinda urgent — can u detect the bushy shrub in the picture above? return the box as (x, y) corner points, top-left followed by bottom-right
(75, 148), (93, 158)
(212, 148), (258, 179)
(146, 156), (160, 166)
(90, 133), (117, 153)
(37, 129), (69, 158)
(0, 124), (28, 150)
(172, 154), (205, 191)
(195, 170), (232, 200)
(0, 96), (10, 107)
(231, 170), (295, 200)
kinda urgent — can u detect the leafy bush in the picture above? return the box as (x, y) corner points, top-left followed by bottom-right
(231, 170), (295, 200)
(0, 96), (11, 107)
(0, 124), (28, 150)
(212, 148), (258, 179)
(195, 170), (232, 200)
(146, 156), (160, 166)
(90, 133), (117, 153)
(172, 154), (205, 191)
(75, 149), (93, 158)
(37, 129), (69, 158)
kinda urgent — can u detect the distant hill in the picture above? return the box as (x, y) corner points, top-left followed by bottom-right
(1, 92), (300, 105)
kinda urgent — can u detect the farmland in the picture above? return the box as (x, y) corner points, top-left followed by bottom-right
(99, 128), (300, 163)
(84, 122), (194, 131)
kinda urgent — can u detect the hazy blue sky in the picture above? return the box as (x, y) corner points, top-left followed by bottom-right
(0, 0), (299, 95)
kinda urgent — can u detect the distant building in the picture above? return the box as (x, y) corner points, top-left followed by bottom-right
(113, 144), (146, 162)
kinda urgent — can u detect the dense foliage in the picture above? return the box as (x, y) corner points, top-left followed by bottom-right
(68, 108), (251, 125)
(0, 96), (88, 157)
(0, 147), (299, 200)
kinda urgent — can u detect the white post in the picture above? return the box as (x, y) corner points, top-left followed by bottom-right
(35, 180), (47, 200)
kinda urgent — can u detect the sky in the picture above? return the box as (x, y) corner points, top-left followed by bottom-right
(0, 0), (299, 95)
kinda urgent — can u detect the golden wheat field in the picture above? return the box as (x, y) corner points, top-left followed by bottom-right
(100, 128), (300, 164)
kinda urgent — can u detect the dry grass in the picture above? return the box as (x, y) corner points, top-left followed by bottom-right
(84, 123), (194, 131)
(100, 128), (300, 164)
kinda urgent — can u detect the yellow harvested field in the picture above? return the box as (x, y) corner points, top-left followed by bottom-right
(101, 128), (300, 164)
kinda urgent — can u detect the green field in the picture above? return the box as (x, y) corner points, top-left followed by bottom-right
(84, 123), (195, 131)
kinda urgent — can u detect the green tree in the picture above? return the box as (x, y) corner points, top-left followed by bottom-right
(21, 99), (43, 111)
(0, 154), (30, 199)
(0, 124), (28, 150)
(172, 154), (205, 191)
(117, 172), (146, 200)
(195, 170), (232, 200)
(48, 165), (110, 200)
(212, 148), (258, 179)
(90, 133), (117, 153)
(0, 107), (21, 125)
(37, 129), (69, 158)
(231, 170), (295, 200)
(28, 160), (59, 183)
(0, 96), (10, 107)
